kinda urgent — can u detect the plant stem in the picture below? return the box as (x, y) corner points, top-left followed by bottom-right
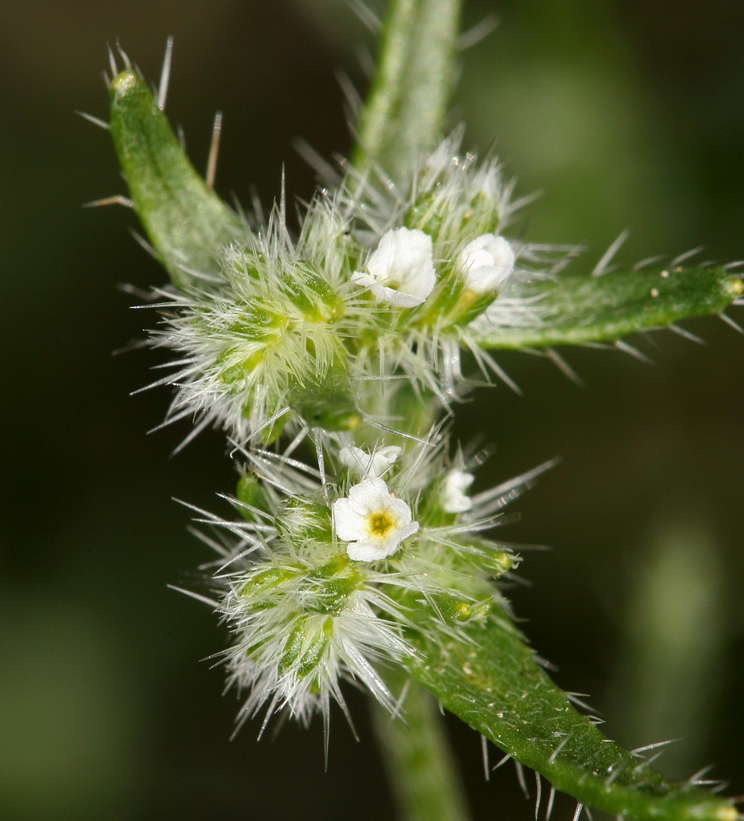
(370, 672), (473, 821)
(352, 0), (462, 182)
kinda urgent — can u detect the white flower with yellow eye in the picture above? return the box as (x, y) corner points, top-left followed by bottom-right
(459, 234), (515, 294)
(333, 477), (419, 561)
(351, 227), (436, 307)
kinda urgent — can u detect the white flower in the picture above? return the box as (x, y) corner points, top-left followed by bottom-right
(333, 477), (419, 561)
(351, 227), (436, 307)
(458, 234), (515, 294)
(442, 469), (474, 513)
(339, 445), (402, 478)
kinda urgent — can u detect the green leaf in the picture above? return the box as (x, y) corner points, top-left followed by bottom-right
(109, 70), (243, 291)
(472, 267), (744, 349)
(352, 0), (462, 182)
(405, 607), (737, 821)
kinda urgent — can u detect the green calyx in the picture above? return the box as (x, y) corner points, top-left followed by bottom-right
(279, 617), (334, 678)
(275, 498), (333, 543)
(403, 188), (500, 246)
(288, 369), (361, 432)
(240, 566), (298, 604)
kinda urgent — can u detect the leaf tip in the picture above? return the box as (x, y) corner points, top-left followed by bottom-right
(110, 69), (137, 96)
(723, 276), (744, 299)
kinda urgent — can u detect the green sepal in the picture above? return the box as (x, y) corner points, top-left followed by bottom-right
(306, 570), (363, 616)
(277, 618), (333, 677)
(281, 265), (346, 323)
(427, 594), (490, 626)
(403, 187), (500, 244)
(109, 70), (243, 291)
(405, 606), (737, 821)
(239, 566), (298, 608)
(472, 267), (743, 349)
(413, 274), (498, 331)
(297, 618), (333, 678)
(235, 473), (272, 523)
(275, 499), (332, 543)
(278, 622), (306, 675)
(288, 367), (361, 432)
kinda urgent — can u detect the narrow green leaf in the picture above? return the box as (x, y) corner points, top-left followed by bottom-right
(352, 0), (462, 182)
(109, 70), (243, 291)
(472, 267), (743, 349)
(405, 608), (737, 821)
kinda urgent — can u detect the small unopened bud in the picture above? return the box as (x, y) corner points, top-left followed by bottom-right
(442, 469), (474, 513)
(339, 445), (401, 478)
(459, 234), (515, 294)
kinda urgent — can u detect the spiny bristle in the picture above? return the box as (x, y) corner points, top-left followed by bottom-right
(157, 36), (174, 111)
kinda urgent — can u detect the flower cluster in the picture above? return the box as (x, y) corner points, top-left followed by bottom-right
(108, 60), (563, 738)
(141, 131), (560, 448)
(191, 430), (544, 736)
(98, 30), (744, 821)
(127, 124), (567, 737)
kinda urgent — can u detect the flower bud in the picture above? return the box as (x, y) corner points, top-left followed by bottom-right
(442, 469), (475, 513)
(339, 445), (401, 479)
(459, 234), (515, 294)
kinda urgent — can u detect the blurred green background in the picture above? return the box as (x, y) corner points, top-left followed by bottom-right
(1, 1), (743, 818)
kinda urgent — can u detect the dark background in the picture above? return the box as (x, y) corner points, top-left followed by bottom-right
(1, 1), (743, 818)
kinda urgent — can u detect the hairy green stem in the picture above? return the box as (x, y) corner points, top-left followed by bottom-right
(370, 673), (472, 821)
(352, 0), (462, 182)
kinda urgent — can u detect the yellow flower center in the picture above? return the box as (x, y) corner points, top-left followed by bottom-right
(367, 512), (394, 537)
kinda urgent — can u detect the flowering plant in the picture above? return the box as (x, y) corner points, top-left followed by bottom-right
(94, 2), (743, 819)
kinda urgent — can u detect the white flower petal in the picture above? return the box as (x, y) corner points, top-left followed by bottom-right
(333, 497), (365, 541)
(373, 284), (428, 308)
(347, 521), (419, 562)
(373, 446), (403, 475)
(346, 476), (389, 514)
(385, 494), (414, 524)
(350, 270), (377, 290)
(352, 227), (436, 307)
(459, 234), (515, 294)
(339, 446), (365, 472)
